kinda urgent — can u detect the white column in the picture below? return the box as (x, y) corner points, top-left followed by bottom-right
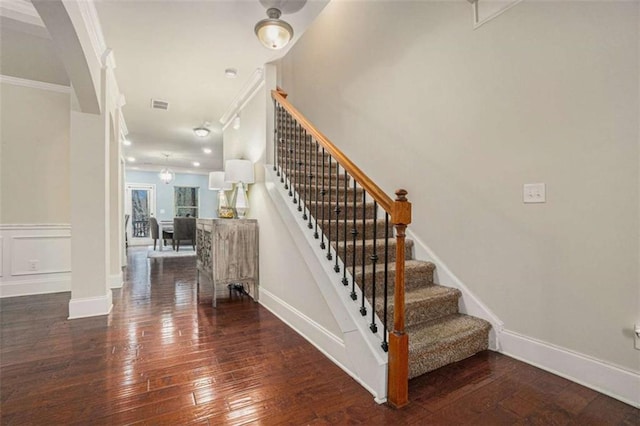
(108, 108), (123, 289)
(68, 70), (112, 319)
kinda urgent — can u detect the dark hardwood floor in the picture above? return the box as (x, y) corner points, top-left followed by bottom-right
(1, 247), (637, 425)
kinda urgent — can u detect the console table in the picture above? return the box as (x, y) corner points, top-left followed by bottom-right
(196, 218), (259, 307)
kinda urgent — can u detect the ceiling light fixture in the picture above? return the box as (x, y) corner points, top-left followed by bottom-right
(203, 148), (212, 154)
(254, 8), (293, 50)
(193, 126), (210, 137)
(159, 154), (175, 184)
(127, 156), (136, 162)
(225, 68), (238, 78)
(193, 162), (200, 167)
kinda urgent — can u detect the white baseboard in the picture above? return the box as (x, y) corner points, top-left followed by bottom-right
(260, 288), (386, 403)
(500, 329), (640, 408)
(0, 276), (71, 298)
(68, 292), (113, 319)
(109, 272), (123, 289)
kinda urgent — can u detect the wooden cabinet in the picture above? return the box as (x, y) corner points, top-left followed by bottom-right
(196, 219), (259, 307)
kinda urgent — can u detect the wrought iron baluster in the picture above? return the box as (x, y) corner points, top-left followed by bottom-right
(370, 201), (378, 333)
(302, 130), (308, 220)
(320, 147), (326, 250)
(292, 122), (298, 203)
(307, 133), (313, 229)
(314, 141), (319, 239)
(382, 213), (389, 352)
(333, 163), (340, 272)
(342, 171), (349, 286)
(296, 125), (302, 212)
(350, 179), (358, 300)
(284, 114), (290, 190)
(360, 191), (367, 316)
(279, 106), (284, 183)
(326, 156), (333, 261)
(273, 100), (277, 172)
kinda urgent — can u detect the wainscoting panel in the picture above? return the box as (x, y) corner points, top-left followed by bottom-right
(0, 224), (71, 297)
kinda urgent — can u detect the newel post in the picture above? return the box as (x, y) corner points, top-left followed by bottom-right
(388, 189), (411, 408)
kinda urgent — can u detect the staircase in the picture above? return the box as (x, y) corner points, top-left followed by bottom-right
(272, 89), (491, 405)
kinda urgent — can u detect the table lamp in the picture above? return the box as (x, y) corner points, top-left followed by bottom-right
(208, 171), (234, 218)
(224, 159), (255, 218)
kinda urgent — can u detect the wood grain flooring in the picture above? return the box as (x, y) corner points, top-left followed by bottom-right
(1, 247), (637, 425)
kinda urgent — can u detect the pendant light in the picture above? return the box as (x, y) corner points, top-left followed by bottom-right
(159, 154), (175, 184)
(254, 8), (293, 50)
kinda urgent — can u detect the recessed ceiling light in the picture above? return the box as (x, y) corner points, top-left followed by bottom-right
(122, 139), (131, 146)
(203, 148), (212, 154)
(225, 68), (238, 78)
(193, 162), (200, 167)
(127, 157), (136, 162)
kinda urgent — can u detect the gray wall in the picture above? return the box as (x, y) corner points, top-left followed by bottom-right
(279, 1), (639, 371)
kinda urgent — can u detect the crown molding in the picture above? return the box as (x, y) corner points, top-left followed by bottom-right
(76, 0), (107, 67)
(0, 75), (71, 94)
(220, 67), (265, 129)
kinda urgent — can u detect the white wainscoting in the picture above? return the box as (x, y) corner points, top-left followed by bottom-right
(0, 224), (71, 297)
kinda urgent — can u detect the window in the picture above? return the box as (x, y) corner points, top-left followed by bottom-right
(174, 186), (199, 218)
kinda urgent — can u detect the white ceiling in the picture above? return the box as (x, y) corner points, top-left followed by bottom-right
(1, 0), (329, 174)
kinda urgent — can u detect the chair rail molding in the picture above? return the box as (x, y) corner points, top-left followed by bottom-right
(0, 224), (71, 297)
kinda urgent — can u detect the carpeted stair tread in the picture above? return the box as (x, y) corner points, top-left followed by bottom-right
(377, 285), (461, 328)
(334, 238), (414, 265)
(406, 314), (491, 378)
(356, 260), (435, 293)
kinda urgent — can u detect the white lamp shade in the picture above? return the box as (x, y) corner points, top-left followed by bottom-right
(208, 171), (233, 190)
(224, 159), (255, 184)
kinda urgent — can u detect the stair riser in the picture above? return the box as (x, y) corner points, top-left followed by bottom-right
(313, 218), (391, 242)
(278, 150), (332, 164)
(408, 328), (490, 379)
(278, 157), (343, 171)
(283, 173), (350, 187)
(297, 186), (365, 202)
(356, 266), (435, 296)
(303, 201), (377, 220)
(332, 240), (414, 266)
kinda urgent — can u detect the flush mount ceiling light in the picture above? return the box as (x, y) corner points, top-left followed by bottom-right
(254, 8), (293, 50)
(193, 126), (210, 137)
(225, 68), (238, 78)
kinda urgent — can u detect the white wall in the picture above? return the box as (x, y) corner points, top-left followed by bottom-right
(279, 0), (639, 376)
(0, 83), (70, 224)
(223, 84), (267, 183)
(222, 78), (344, 348)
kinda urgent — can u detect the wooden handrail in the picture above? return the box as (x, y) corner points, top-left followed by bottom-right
(272, 88), (411, 408)
(272, 90), (394, 216)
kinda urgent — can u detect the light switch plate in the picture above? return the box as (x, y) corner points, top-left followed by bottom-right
(523, 183), (546, 203)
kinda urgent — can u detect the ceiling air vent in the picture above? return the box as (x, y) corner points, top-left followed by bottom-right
(150, 99), (169, 111)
